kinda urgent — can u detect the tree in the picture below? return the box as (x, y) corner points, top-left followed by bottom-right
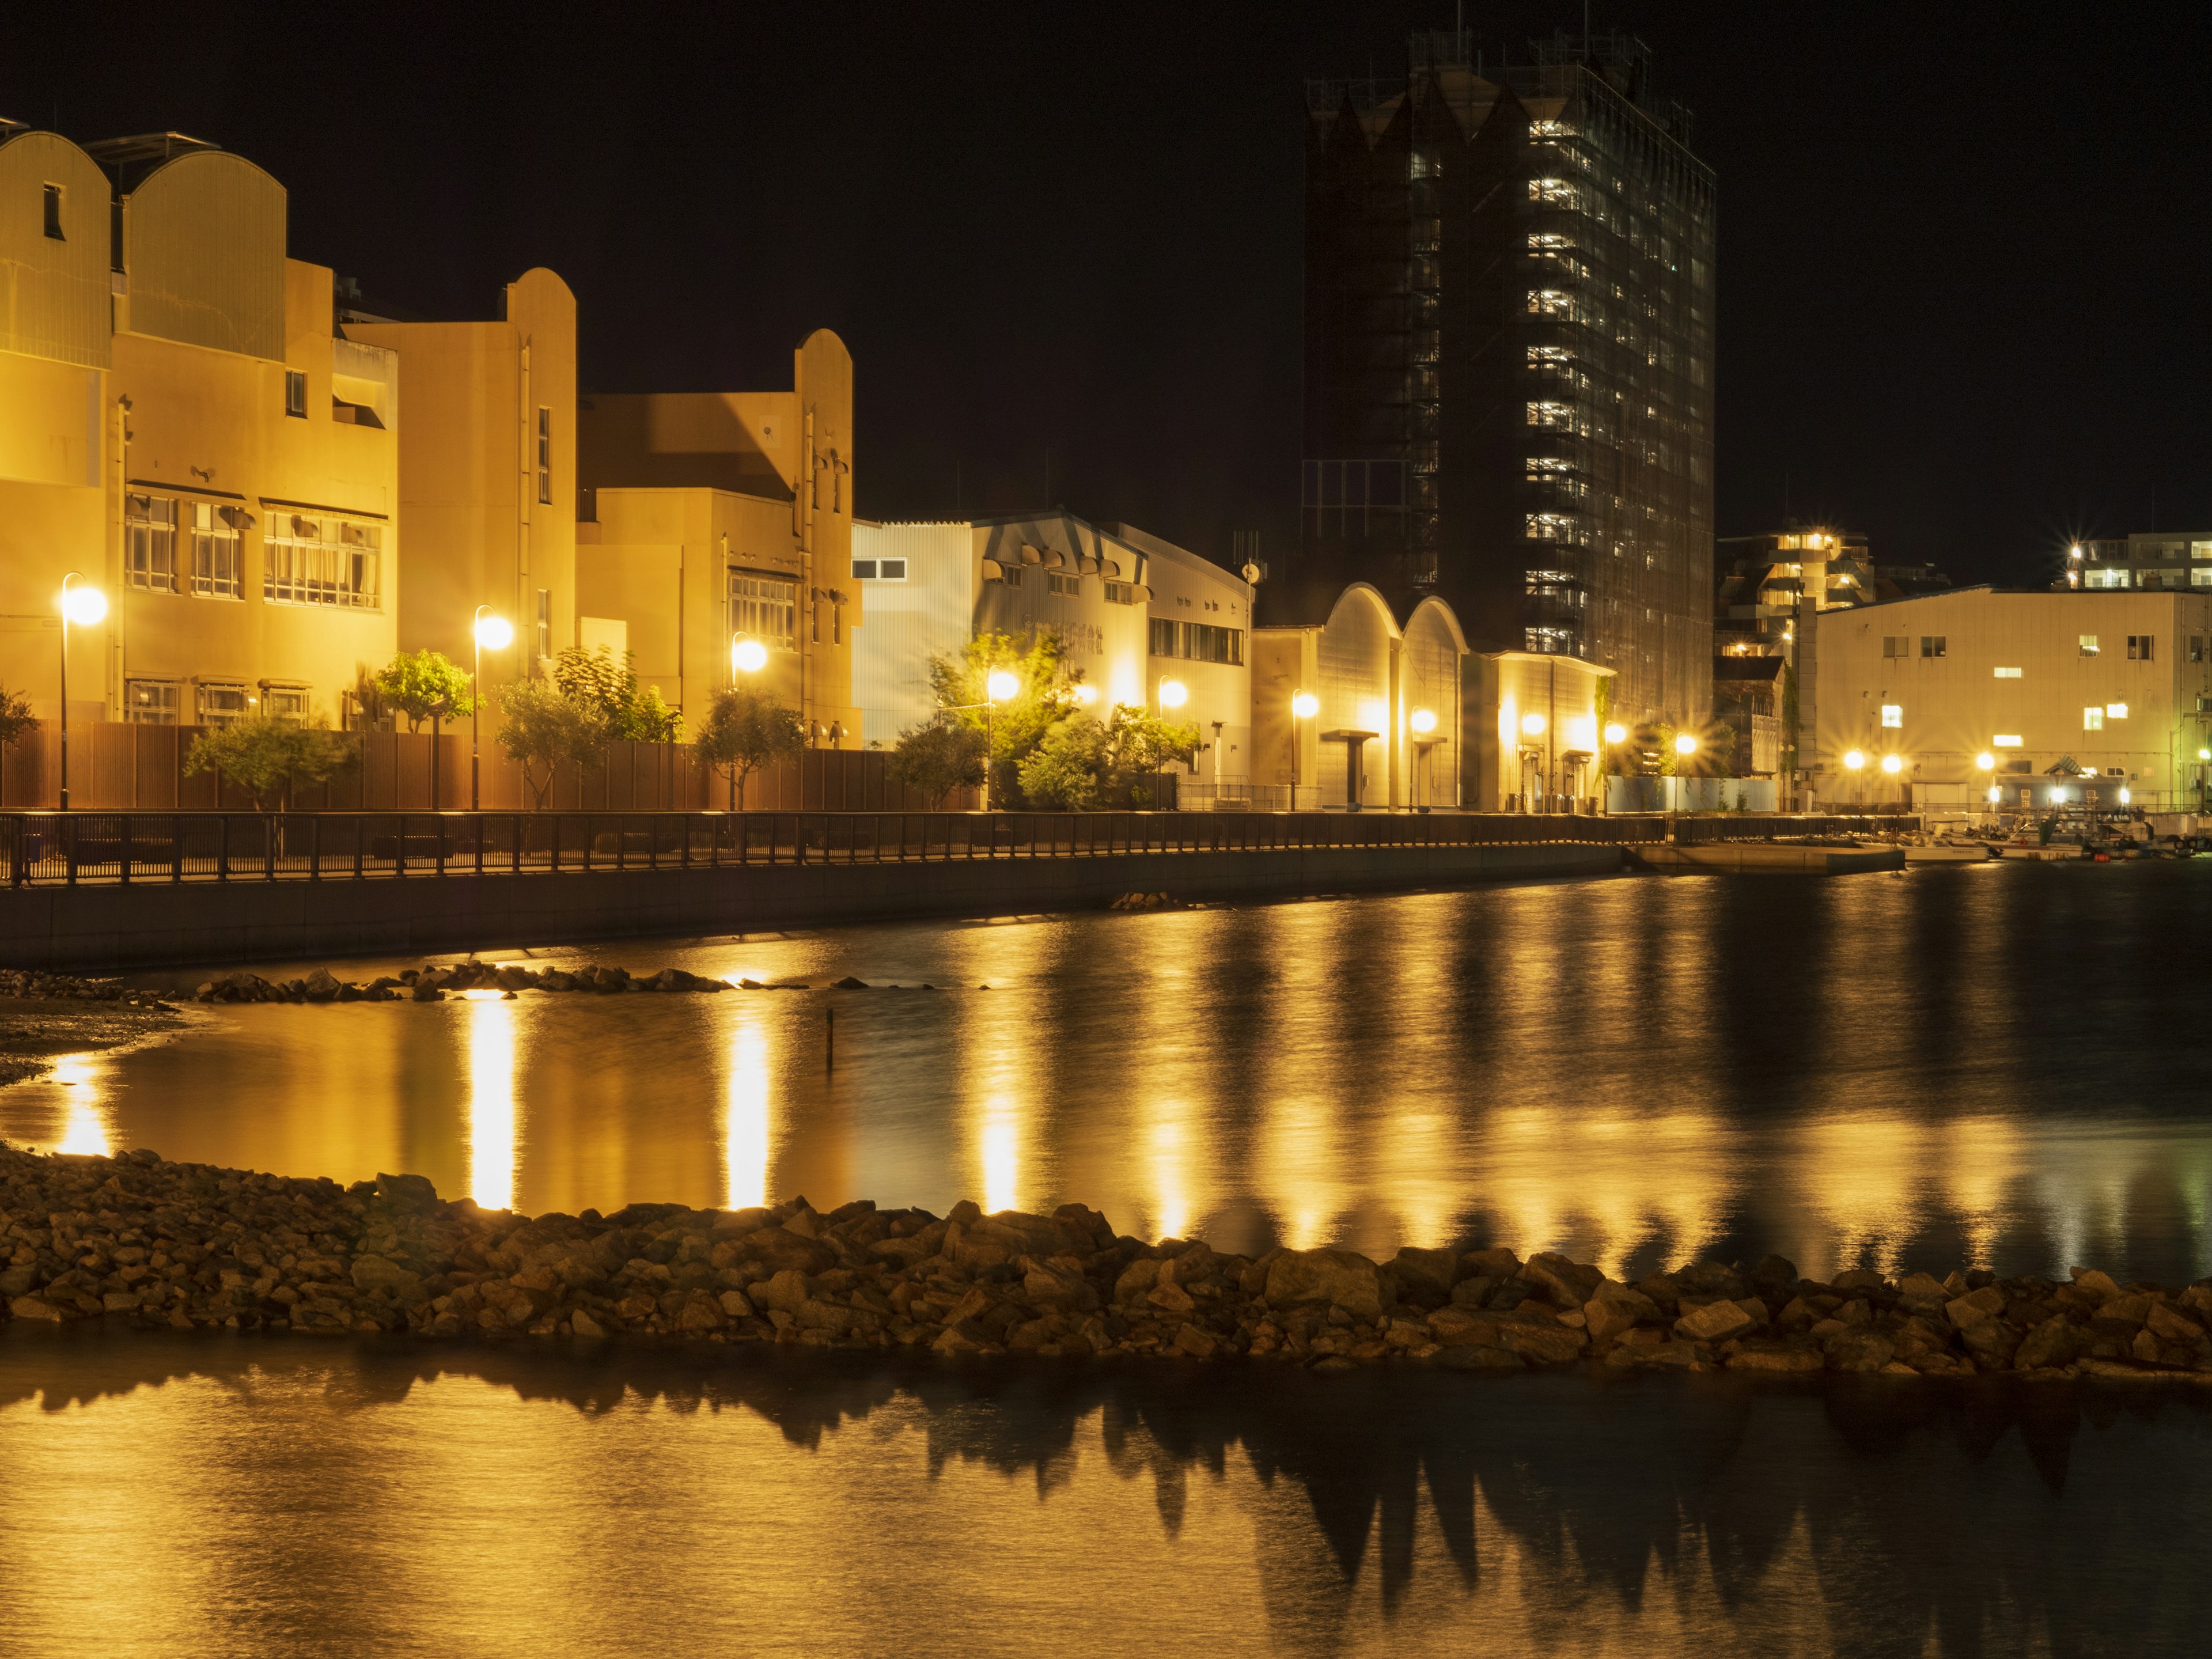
(495, 681), (610, 809)
(694, 685), (806, 809)
(374, 650), (475, 733)
(184, 714), (358, 811)
(0, 686), (34, 809)
(926, 629), (1087, 808)
(554, 645), (683, 742)
(1016, 714), (1111, 809)
(888, 717), (987, 809)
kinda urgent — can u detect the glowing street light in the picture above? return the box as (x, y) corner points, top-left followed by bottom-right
(56, 574), (106, 811)
(2119, 787), (2132, 805)
(1521, 712), (1548, 738)
(1603, 722), (1628, 745)
(986, 669), (1020, 703)
(1410, 708), (1438, 736)
(1880, 753), (1903, 775)
(731, 637), (769, 675)
(1987, 785), (2002, 805)
(1290, 691), (1319, 805)
(1975, 752), (1996, 772)
(1673, 731), (1697, 757)
(471, 606), (513, 810)
(1291, 692), (1319, 719)
(1073, 683), (1099, 706)
(1843, 749), (1865, 771)
(1157, 678), (1188, 710)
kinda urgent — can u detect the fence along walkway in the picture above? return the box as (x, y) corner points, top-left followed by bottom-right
(0, 811), (1921, 888)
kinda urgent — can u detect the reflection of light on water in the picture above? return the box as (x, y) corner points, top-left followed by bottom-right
(724, 1015), (771, 1211)
(50, 1056), (112, 1156)
(1802, 1115), (1917, 1279)
(982, 1109), (1020, 1215)
(1942, 1116), (2024, 1271)
(1149, 1107), (1190, 1242)
(467, 996), (518, 1211)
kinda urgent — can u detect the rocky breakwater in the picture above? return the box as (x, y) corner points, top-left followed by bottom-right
(5, 1145), (2212, 1384)
(194, 960), (737, 1003)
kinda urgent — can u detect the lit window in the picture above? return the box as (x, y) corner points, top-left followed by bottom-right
(1880, 704), (1902, 728)
(190, 502), (243, 599)
(285, 370), (307, 418)
(2084, 707), (2104, 731)
(2084, 569), (2127, 588)
(536, 588), (550, 660)
(1993, 666), (2022, 679)
(1993, 734), (2022, 748)
(1528, 290), (1574, 317)
(124, 680), (178, 725)
(1103, 581), (1137, 605)
(2080, 635), (2100, 656)
(125, 494), (179, 592)
(536, 408), (551, 505)
(264, 516), (380, 609)
(1529, 178), (1574, 204)
(198, 683), (250, 728)
(2105, 702), (2128, 719)
(1046, 571), (1078, 596)
(262, 685), (310, 724)
(729, 573), (797, 652)
(43, 182), (63, 240)
(2192, 569), (2212, 587)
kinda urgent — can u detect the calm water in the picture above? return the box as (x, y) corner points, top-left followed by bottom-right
(7, 861), (2212, 1283)
(1, 1329), (2206, 1658)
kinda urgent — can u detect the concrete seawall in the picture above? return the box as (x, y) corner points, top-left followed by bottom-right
(0, 842), (1622, 970)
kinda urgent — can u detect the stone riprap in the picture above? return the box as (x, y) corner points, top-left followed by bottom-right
(1, 969), (173, 1009)
(190, 962), (939, 1003)
(4, 1146), (2211, 1382)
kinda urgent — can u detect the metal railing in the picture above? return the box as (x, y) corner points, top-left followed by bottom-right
(0, 808), (1684, 887)
(0, 810), (1924, 888)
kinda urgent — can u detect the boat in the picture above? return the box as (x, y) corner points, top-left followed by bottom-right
(1901, 838), (1998, 863)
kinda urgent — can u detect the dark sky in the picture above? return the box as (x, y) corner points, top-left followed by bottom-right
(10, 2), (2209, 588)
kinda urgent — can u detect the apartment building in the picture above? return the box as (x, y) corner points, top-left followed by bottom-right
(0, 126), (397, 729)
(575, 331), (861, 745)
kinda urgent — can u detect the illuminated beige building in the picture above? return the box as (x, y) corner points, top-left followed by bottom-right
(1809, 587), (2212, 810)
(343, 270), (575, 687)
(1, 127), (398, 729)
(576, 331), (861, 744)
(851, 510), (1251, 772)
(1251, 585), (1469, 808)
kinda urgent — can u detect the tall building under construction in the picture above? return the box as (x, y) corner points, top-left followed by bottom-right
(1298, 29), (1715, 725)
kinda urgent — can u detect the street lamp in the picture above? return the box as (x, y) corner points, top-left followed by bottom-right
(732, 637), (768, 675)
(1880, 753), (1903, 775)
(983, 668), (1019, 812)
(57, 575), (105, 811)
(1843, 749), (1865, 771)
(471, 607), (513, 811)
(1291, 690), (1319, 808)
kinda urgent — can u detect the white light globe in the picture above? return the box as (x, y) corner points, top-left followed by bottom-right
(1975, 752), (1995, 770)
(1073, 684), (1099, 705)
(1603, 722), (1628, 744)
(1521, 713), (1548, 737)
(1291, 692), (1320, 719)
(1673, 731), (1696, 756)
(474, 614), (514, 650)
(1844, 750), (1865, 771)
(1157, 679), (1188, 710)
(1410, 708), (1438, 736)
(732, 639), (769, 673)
(60, 585), (106, 626)
(986, 669), (1020, 702)
(1880, 753), (1903, 774)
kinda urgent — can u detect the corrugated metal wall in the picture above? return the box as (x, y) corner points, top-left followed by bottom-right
(851, 521), (975, 744)
(123, 151), (285, 361)
(0, 132), (112, 369)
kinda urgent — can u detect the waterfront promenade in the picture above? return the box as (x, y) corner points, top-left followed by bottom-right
(0, 809), (1915, 969)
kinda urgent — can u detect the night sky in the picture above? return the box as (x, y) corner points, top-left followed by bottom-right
(10, 2), (2208, 589)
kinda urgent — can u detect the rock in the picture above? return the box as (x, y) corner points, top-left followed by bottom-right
(1146, 1281), (1196, 1314)
(350, 1255), (426, 1302)
(1830, 1268), (1887, 1294)
(1113, 1257), (1162, 1305)
(754, 1269), (813, 1313)
(2148, 1302), (2207, 1343)
(410, 982), (444, 1002)
(0, 1266), (35, 1298)
(1021, 1258), (1097, 1311)
(2071, 1267), (2122, 1299)
(678, 1292), (726, 1335)
(1519, 1252), (1604, 1309)
(303, 968), (342, 1003)
(1895, 1272), (1949, 1304)
(1264, 1249), (1395, 1322)
(1449, 1276), (1499, 1312)
(1425, 1307), (1495, 1347)
(1584, 1284), (1663, 1342)
(1673, 1299), (1756, 1344)
(1387, 1247), (1459, 1308)
(1750, 1254), (1800, 1293)
(1825, 1330), (1897, 1372)
(719, 1290), (755, 1319)
(1725, 1340), (1824, 1373)
(1173, 1323), (1219, 1358)
(2013, 1315), (2078, 1370)
(1604, 1340), (1705, 1371)
(376, 1171), (440, 1210)
(1945, 1286), (2007, 1328)
(1461, 1247), (1522, 1281)
(1497, 1321), (1586, 1366)
(831, 975), (870, 990)
(570, 1309), (608, 1338)
(9, 1296), (67, 1322)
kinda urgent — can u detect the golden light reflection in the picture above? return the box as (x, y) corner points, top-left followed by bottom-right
(50, 1056), (112, 1157)
(1941, 1115), (2025, 1271)
(1147, 1105), (1191, 1243)
(467, 995), (518, 1212)
(723, 1013), (772, 1211)
(981, 1109), (1020, 1215)
(1800, 1113), (1919, 1279)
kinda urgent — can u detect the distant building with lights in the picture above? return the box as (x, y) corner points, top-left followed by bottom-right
(1297, 27), (1714, 732)
(2064, 531), (2212, 593)
(850, 512), (1253, 783)
(1807, 587), (2212, 811)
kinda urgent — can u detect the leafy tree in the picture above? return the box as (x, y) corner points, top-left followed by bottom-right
(374, 650), (475, 733)
(1649, 719), (1737, 779)
(888, 717), (987, 809)
(626, 684), (684, 743)
(926, 629), (1086, 807)
(694, 685), (806, 809)
(495, 681), (610, 810)
(185, 713), (358, 811)
(0, 686), (33, 809)
(1107, 704), (1200, 779)
(553, 645), (683, 743)
(1016, 714), (1112, 809)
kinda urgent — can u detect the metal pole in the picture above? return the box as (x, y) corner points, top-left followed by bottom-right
(58, 592), (69, 812)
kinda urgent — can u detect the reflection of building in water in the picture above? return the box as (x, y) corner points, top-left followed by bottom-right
(724, 1013), (772, 1211)
(467, 995), (518, 1212)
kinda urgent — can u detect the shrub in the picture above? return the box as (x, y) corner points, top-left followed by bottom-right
(496, 681), (610, 809)
(888, 717), (988, 809)
(374, 650), (474, 733)
(694, 685), (806, 809)
(185, 713), (357, 811)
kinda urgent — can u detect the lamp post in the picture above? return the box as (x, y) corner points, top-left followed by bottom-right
(1672, 729), (1698, 821)
(471, 607), (513, 811)
(732, 637), (768, 676)
(1291, 691), (1319, 810)
(984, 668), (1018, 812)
(1601, 722), (1627, 814)
(1976, 752), (1996, 825)
(58, 575), (106, 811)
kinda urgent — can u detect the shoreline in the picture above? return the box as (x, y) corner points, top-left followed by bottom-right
(5, 1147), (2211, 1384)
(0, 972), (189, 1087)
